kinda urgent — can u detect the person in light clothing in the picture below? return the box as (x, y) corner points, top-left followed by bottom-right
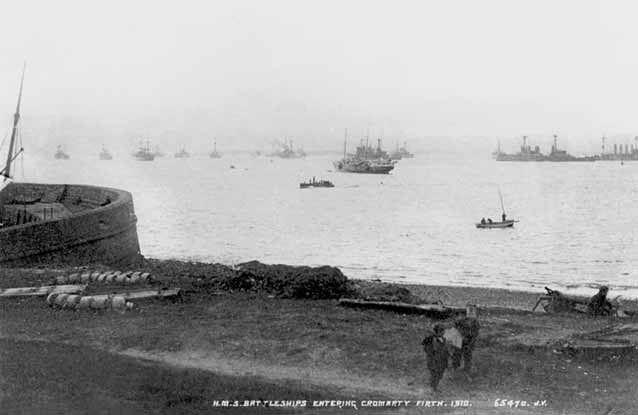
(451, 304), (480, 371)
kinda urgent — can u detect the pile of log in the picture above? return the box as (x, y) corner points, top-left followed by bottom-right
(46, 292), (133, 311)
(1, 269), (180, 312)
(53, 270), (152, 285)
(45, 288), (182, 311)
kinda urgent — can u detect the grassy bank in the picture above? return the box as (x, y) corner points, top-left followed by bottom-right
(1, 263), (638, 414)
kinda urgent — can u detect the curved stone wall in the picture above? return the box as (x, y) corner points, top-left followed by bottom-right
(0, 183), (141, 266)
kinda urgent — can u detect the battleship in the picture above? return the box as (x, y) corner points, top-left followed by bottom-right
(495, 135), (597, 162)
(390, 141), (414, 160)
(99, 146), (113, 160)
(0, 68), (141, 266)
(270, 140), (306, 158)
(599, 136), (638, 161)
(133, 140), (155, 161)
(54, 145), (70, 160)
(174, 147), (191, 158)
(352, 138), (390, 160)
(333, 133), (395, 174)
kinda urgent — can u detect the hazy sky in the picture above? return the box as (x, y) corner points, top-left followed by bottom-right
(1, 0), (638, 153)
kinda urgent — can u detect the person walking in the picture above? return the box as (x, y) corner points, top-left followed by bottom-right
(422, 324), (449, 391)
(451, 304), (480, 371)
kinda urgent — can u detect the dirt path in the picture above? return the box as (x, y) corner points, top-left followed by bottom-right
(122, 347), (424, 397)
(119, 347), (562, 415)
(2, 330), (543, 413)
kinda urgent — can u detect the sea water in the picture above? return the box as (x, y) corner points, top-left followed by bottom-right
(22, 150), (638, 299)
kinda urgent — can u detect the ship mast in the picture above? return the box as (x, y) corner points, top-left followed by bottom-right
(3, 64), (26, 182)
(498, 188), (506, 217)
(343, 128), (348, 161)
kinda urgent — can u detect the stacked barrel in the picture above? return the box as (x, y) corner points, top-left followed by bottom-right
(54, 270), (152, 285)
(47, 269), (154, 311)
(46, 292), (133, 311)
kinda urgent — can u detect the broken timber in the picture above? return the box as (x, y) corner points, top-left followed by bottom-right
(0, 284), (86, 298)
(338, 298), (465, 318)
(85, 288), (182, 302)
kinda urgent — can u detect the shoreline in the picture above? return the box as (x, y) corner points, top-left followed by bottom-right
(151, 254), (638, 300)
(5, 257), (638, 311)
(399, 282), (638, 311)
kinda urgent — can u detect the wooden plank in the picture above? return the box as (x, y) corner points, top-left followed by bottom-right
(75, 288), (181, 302)
(338, 298), (464, 317)
(0, 284), (86, 297)
(124, 288), (181, 300)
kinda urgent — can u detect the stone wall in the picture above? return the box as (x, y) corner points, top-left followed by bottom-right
(0, 183), (141, 266)
(0, 183), (65, 205)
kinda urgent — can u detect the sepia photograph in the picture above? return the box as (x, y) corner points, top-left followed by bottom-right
(1, 1), (638, 414)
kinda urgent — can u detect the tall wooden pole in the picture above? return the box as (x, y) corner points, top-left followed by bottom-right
(3, 63), (25, 181)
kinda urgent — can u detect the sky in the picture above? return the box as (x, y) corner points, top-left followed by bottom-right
(1, 0), (638, 154)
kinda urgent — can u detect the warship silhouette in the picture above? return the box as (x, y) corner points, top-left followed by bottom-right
(495, 135), (597, 162)
(333, 131), (395, 174)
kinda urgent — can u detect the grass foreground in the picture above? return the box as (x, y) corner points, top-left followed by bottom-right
(1, 263), (637, 414)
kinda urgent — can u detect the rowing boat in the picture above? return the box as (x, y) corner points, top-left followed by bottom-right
(476, 220), (516, 229)
(477, 188), (518, 228)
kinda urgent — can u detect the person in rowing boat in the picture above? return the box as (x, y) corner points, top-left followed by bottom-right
(480, 218), (486, 225)
(487, 218), (493, 224)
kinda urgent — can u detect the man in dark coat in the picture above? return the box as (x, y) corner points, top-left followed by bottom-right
(588, 286), (613, 316)
(422, 324), (448, 391)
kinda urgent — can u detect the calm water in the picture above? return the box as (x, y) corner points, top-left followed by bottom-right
(19, 151), (638, 298)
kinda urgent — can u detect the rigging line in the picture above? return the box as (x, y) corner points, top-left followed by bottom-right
(18, 128), (24, 179)
(0, 125), (9, 152)
(0, 149), (23, 176)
